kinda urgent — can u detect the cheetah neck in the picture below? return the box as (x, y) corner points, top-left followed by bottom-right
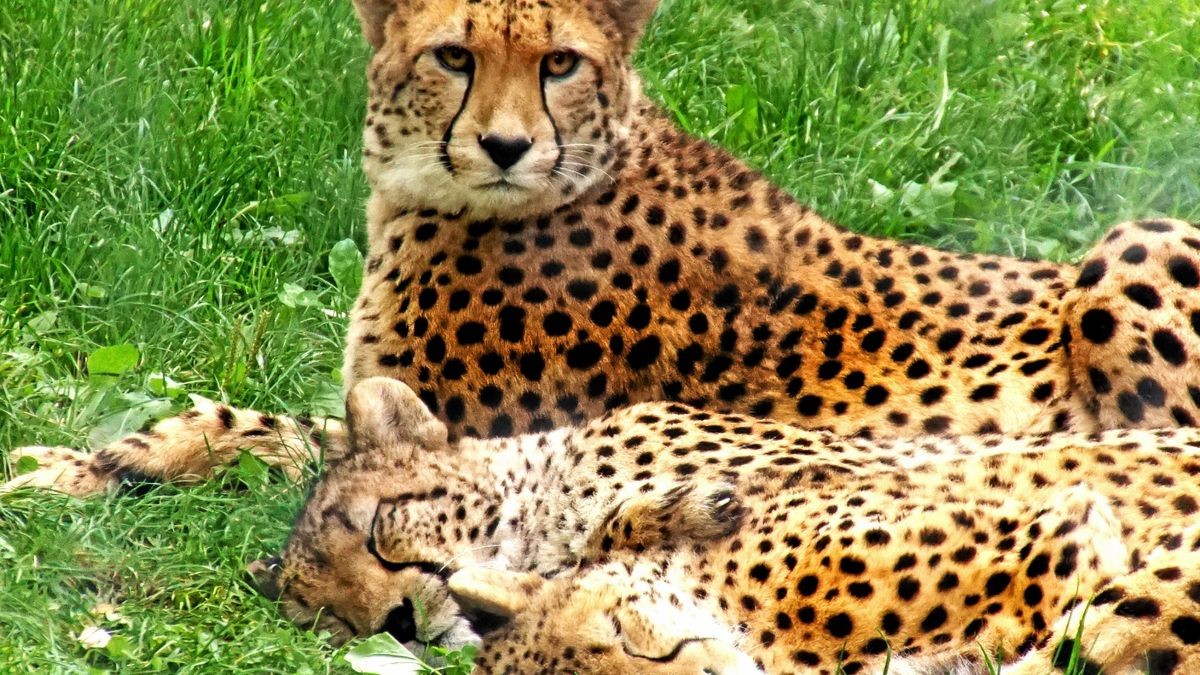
(459, 425), (661, 574)
(459, 429), (587, 571)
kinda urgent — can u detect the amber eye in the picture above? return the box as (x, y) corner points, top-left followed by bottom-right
(434, 45), (474, 73)
(543, 51), (580, 78)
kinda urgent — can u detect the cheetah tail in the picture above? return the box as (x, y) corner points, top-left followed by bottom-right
(2, 400), (346, 497)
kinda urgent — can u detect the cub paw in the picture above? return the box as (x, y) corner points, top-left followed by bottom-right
(655, 483), (744, 538)
(698, 486), (744, 538)
(586, 482), (744, 557)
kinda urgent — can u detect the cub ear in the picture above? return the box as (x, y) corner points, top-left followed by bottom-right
(603, 0), (660, 52)
(345, 377), (449, 461)
(246, 556), (284, 601)
(448, 568), (545, 618)
(352, 0), (399, 50)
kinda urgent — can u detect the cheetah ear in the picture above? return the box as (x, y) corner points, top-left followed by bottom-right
(345, 377), (449, 462)
(603, 0), (660, 52)
(351, 0), (400, 50)
(448, 568), (544, 618)
(246, 556), (283, 601)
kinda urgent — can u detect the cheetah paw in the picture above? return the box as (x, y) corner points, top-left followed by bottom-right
(585, 482), (745, 558)
(687, 485), (745, 539)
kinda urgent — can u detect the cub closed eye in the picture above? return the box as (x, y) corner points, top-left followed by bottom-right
(434, 45), (474, 73)
(542, 51), (579, 78)
(366, 534), (452, 579)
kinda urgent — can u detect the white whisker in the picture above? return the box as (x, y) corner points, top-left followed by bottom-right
(559, 160), (614, 183)
(554, 166), (588, 181)
(438, 544), (504, 573)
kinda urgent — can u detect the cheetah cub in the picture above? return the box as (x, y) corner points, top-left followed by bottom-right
(249, 378), (1200, 675)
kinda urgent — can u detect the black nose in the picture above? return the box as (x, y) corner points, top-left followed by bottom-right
(478, 134), (532, 170)
(381, 598), (417, 643)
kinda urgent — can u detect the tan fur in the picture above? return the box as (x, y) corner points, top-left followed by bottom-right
(1062, 222), (1200, 429)
(3, 400), (337, 496)
(8, 0), (1200, 495)
(4, 3), (1200, 671)
(441, 410), (1200, 672)
(244, 378), (1200, 675)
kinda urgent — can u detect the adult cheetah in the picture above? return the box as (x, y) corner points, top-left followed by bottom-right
(7, 0), (1200, 494)
(250, 377), (1200, 674)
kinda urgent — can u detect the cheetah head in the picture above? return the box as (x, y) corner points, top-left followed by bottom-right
(246, 377), (496, 649)
(353, 0), (658, 219)
(450, 562), (763, 674)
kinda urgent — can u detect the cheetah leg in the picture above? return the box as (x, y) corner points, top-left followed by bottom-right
(579, 482), (744, 558)
(1063, 218), (1200, 430)
(2, 400), (344, 497)
(1000, 549), (1200, 675)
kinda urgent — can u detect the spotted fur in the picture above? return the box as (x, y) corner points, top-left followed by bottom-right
(2, 399), (337, 495)
(9, 0), (1200, 498)
(248, 378), (1200, 675)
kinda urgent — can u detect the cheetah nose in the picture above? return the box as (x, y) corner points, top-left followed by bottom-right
(380, 598), (417, 643)
(479, 134), (532, 170)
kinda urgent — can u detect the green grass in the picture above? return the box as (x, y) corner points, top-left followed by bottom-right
(1, 0), (1197, 670)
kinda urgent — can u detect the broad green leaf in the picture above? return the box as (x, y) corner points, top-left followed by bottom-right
(16, 455), (39, 474)
(87, 394), (172, 448)
(329, 239), (364, 295)
(146, 372), (185, 398)
(229, 192), (312, 225)
(867, 179), (894, 202)
(77, 282), (108, 299)
(279, 283), (322, 309)
(724, 84), (759, 141)
(105, 635), (134, 660)
(236, 451), (270, 487)
(427, 644), (478, 675)
(344, 633), (426, 675)
(309, 378), (345, 418)
(87, 344), (140, 378)
(26, 310), (59, 333)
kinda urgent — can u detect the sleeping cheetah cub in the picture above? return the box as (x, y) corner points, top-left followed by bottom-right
(249, 378), (1200, 674)
(7, 0), (1200, 495)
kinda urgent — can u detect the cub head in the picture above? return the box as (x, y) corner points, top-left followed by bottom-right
(246, 377), (500, 649)
(353, 0), (659, 218)
(450, 563), (764, 674)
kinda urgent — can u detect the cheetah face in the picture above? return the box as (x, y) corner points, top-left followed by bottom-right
(245, 481), (475, 650)
(451, 564), (762, 674)
(352, 0), (659, 219)
(247, 379), (486, 649)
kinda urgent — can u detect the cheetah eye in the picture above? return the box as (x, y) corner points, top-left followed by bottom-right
(434, 45), (474, 74)
(542, 51), (580, 79)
